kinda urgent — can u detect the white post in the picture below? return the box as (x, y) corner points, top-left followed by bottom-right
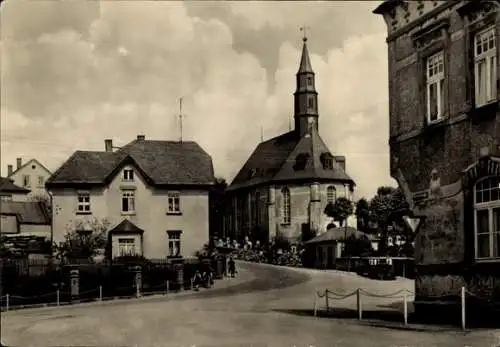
(461, 286), (466, 331)
(6, 294), (9, 311)
(166, 280), (170, 294)
(357, 289), (362, 320)
(403, 290), (408, 325)
(325, 290), (329, 313)
(313, 293), (318, 317)
(57, 289), (60, 306)
(99, 286), (103, 301)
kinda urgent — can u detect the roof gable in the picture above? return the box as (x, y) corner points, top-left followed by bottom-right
(46, 139), (214, 187)
(109, 219), (144, 234)
(8, 159), (52, 178)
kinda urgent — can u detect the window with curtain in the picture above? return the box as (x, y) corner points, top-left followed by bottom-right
(327, 186), (336, 204)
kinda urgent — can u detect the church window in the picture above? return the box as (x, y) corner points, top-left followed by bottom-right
(307, 77), (312, 85)
(282, 188), (291, 225)
(294, 153), (309, 171)
(327, 186), (336, 204)
(320, 153), (334, 170)
(308, 97), (314, 108)
(474, 176), (500, 260)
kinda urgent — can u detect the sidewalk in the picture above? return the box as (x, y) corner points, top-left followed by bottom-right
(2, 265), (256, 315)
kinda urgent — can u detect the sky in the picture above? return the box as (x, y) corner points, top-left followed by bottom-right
(0, 0), (395, 200)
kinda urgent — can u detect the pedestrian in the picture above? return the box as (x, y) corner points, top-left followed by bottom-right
(228, 257), (236, 278)
(193, 270), (202, 291)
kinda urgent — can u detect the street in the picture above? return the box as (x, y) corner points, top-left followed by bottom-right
(2, 262), (500, 347)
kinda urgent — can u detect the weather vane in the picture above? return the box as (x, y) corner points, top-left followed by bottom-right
(300, 25), (310, 42)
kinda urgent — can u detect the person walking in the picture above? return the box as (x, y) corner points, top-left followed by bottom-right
(228, 257), (236, 278)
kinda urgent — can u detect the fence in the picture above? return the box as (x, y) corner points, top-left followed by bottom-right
(312, 286), (500, 331)
(0, 256), (226, 311)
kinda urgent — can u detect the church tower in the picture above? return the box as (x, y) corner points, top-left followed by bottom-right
(294, 32), (318, 137)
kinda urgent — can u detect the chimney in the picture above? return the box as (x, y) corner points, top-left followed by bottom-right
(7, 165), (13, 176)
(105, 139), (113, 152)
(137, 135), (145, 141)
(334, 156), (346, 171)
(16, 158), (22, 169)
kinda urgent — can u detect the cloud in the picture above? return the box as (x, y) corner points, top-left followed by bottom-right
(0, 0), (394, 199)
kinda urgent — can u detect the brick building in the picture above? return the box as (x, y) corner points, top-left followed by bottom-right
(374, 0), (500, 313)
(225, 35), (355, 247)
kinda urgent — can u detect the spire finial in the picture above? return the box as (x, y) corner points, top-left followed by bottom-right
(300, 25), (310, 42)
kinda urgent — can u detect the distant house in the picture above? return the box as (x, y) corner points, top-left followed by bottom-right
(0, 201), (51, 239)
(6, 158), (52, 200)
(0, 177), (30, 201)
(45, 135), (215, 260)
(304, 226), (377, 268)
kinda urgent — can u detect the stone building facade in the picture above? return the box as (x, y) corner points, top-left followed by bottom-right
(225, 36), (355, 246)
(374, 0), (500, 312)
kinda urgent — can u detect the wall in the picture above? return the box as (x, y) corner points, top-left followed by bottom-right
(387, 1), (500, 192)
(0, 215), (51, 239)
(9, 160), (51, 199)
(50, 164), (209, 259)
(379, 0), (500, 306)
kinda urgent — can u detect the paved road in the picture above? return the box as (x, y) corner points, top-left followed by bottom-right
(2, 262), (500, 347)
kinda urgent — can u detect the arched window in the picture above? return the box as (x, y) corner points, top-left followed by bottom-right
(474, 176), (500, 260)
(282, 188), (291, 225)
(327, 186), (336, 204)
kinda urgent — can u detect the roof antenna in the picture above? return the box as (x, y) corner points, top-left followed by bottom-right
(260, 125), (264, 142)
(178, 97), (187, 143)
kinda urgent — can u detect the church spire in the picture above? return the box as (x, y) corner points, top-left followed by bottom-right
(298, 28), (313, 74)
(294, 26), (318, 137)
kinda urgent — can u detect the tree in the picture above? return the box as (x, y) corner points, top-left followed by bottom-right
(355, 198), (370, 231)
(324, 196), (354, 227)
(368, 186), (410, 254)
(209, 177), (228, 241)
(54, 217), (110, 263)
(343, 234), (374, 257)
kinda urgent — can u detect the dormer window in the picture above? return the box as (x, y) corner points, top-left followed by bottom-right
(294, 153), (309, 171)
(123, 169), (134, 181)
(320, 153), (334, 170)
(248, 168), (257, 179)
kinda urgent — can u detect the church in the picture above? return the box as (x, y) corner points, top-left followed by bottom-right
(225, 34), (356, 246)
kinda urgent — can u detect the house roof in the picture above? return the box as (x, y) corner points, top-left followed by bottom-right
(304, 226), (376, 244)
(0, 177), (30, 194)
(0, 201), (51, 224)
(8, 158), (52, 178)
(227, 128), (354, 192)
(373, 0), (401, 15)
(108, 219), (144, 234)
(46, 139), (215, 187)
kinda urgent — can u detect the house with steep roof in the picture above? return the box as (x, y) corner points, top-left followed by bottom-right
(6, 158), (53, 200)
(226, 34), (356, 245)
(46, 135), (215, 259)
(0, 177), (30, 201)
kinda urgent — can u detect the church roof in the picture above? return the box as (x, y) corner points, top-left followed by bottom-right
(227, 128), (354, 192)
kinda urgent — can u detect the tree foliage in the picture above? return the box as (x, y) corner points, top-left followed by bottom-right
(209, 177), (228, 240)
(366, 186), (411, 254)
(54, 217), (110, 263)
(355, 198), (370, 231)
(343, 234), (374, 257)
(324, 196), (354, 227)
